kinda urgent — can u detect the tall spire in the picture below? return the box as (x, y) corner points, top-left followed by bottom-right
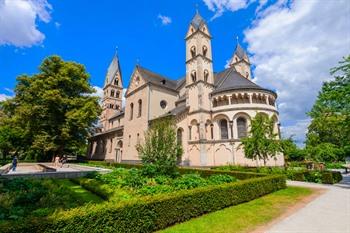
(105, 49), (121, 87)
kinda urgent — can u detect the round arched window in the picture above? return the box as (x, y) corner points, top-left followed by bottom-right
(160, 100), (167, 109)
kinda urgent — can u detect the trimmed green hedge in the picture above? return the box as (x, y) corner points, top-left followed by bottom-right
(287, 170), (342, 184)
(70, 178), (113, 200)
(0, 175), (285, 233)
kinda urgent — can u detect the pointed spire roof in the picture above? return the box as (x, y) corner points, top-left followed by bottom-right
(234, 43), (249, 60)
(190, 11), (206, 30)
(104, 51), (121, 87)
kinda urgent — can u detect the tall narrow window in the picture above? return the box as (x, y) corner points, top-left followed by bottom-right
(138, 99), (142, 117)
(137, 133), (140, 144)
(220, 119), (228, 139)
(128, 135), (131, 146)
(190, 46), (196, 58)
(202, 45), (208, 57)
(191, 71), (197, 82)
(204, 70), (209, 83)
(116, 91), (120, 98)
(114, 79), (119, 86)
(210, 124), (214, 139)
(110, 90), (115, 97)
(177, 128), (183, 145)
(237, 117), (247, 138)
(130, 103), (134, 120)
(188, 126), (192, 140)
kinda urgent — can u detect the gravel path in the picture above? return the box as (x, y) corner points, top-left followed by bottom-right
(267, 173), (350, 233)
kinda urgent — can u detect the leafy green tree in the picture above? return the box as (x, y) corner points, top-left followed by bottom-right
(240, 114), (281, 166)
(306, 55), (350, 161)
(306, 143), (345, 162)
(137, 117), (183, 176)
(1, 55), (101, 161)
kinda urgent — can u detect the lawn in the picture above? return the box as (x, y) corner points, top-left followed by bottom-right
(158, 186), (314, 233)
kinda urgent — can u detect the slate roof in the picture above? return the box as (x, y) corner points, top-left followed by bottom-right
(160, 104), (188, 118)
(212, 67), (276, 95)
(234, 43), (248, 60)
(137, 66), (178, 91)
(105, 53), (121, 86)
(190, 12), (206, 29)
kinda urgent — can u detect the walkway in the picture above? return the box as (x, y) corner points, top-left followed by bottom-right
(267, 173), (350, 233)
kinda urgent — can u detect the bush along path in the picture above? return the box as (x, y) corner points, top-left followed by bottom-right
(266, 173), (350, 233)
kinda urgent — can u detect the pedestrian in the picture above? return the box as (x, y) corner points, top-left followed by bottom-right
(54, 155), (60, 167)
(12, 156), (18, 172)
(60, 155), (67, 168)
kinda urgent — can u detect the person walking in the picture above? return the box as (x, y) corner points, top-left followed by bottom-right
(12, 156), (18, 172)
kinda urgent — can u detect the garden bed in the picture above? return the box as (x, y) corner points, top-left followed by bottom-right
(0, 165), (286, 233)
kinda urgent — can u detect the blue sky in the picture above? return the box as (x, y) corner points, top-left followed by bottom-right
(1, 0), (349, 145)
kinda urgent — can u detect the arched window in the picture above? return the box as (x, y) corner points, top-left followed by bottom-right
(177, 128), (183, 145)
(110, 90), (115, 97)
(237, 117), (247, 138)
(138, 99), (142, 117)
(130, 103), (134, 120)
(220, 119), (228, 139)
(202, 45), (208, 57)
(114, 79), (119, 86)
(191, 71), (197, 82)
(116, 91), (120, 98)
(128, 135), (131, 146)
(190, 46), (196, 58)
(204, 70), (209, 83)
(137, 133), (140, 144)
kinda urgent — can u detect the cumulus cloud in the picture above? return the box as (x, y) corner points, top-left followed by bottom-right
(158, 14), (172, 26)
(244, 0), (350, 144)
(281, 119), (311, 147)
(0, 0), (52, 47)
(0, 93), (12, 101)
(203, 0), (254, 19)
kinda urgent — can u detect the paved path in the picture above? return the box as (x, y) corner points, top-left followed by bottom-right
(267, 173), (350, 233)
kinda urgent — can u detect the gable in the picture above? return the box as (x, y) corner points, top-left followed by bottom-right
(125, 68), (147, 96)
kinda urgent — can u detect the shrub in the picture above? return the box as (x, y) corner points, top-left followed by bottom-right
(0, 175), (286, 233)
(331, 171), (342, 183)
(207, 174), (237, 185)
(321, 172), (334, 184)
(173, 174), (208, 190)
(70, 178), (114, 200)
(137, 118), (182, 177)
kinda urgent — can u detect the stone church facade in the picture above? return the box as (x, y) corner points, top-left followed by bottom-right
(87, 12), (284, 167)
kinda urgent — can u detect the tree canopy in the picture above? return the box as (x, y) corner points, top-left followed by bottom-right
(306, 55), (350, 161)
(240, 113), (281, 166)
(0, 55), (101, 161)
(137, 117), (182, 176)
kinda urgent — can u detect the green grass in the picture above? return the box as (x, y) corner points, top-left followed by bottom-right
(158, 186), (314, 233)
(55, 179), (103, 203)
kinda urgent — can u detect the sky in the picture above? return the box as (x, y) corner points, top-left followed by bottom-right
(0, 0), (349, 146)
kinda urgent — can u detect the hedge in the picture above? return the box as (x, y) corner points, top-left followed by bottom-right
(0, 175), (286, 233)
(70, 177), (114, 200)
(287, 170), (342, 184)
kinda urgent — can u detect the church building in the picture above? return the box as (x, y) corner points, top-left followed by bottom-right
(87, 12), (284, 167)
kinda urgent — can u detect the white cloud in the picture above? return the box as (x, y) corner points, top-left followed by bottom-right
(158, 14), (172, 26)
(203, 0), (254, 19)
(244, 0), (350, 144)
(0, 0), (52, 47)
(92, 86), (104, 103)
(54, 22), (60, 29)
(281, 119), (310, 147)
(0, 93), (12, 101)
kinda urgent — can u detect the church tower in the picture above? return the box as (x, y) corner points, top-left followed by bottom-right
(100, 52), (123, 131)
(229, 43), (252, 79)
(185, 11), (214, 112)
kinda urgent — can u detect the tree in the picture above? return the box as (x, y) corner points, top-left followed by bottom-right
(1, 55), (101, 161)
(240, 114), (281, 166)
(306, 55), (350, 161)
(137, 117), (182, 176)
